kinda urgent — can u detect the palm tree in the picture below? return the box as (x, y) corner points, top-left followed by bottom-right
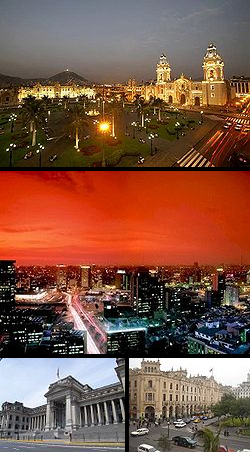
(63, 95), (69, 110)
(157, 434), (172, 452)
(22, 96), (46, 147)
(68, 104), (89, 150)
(153, 98), (165, 121)
(195, 427), (220, 452)
(42, 95), (52, 112)
(109, 98), (120, 137)
(120, 92), (127, 109)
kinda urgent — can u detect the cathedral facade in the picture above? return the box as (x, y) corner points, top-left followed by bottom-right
(145, 44), (231, 107)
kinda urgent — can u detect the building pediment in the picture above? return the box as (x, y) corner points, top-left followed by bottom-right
(45, 376), (93, 398)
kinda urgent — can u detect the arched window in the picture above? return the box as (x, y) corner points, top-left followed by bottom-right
(151, 367), (153, 372)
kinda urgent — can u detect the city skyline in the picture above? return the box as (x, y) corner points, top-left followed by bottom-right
(1, 171), (250, 266)
(0, 0), (249, 83)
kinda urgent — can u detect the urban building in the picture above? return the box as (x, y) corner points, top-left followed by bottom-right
(104, 318), (146, 354)
(115, 270), (130, 291)
(0, 359), (125, 440)
(232, 370), (250, 398)
(145, 43), (233, 106)
(213, 267), (225, 305)
(56, 265), (67, 289)
(131, 270), (166, 317)
(223, 285), (239, 306)
(80, 265), (91, 289)
(18, 84), (95, 102)
(230, 76), (250, 97)
(129, 359), (224, 420)
(0, 260), (16, 315)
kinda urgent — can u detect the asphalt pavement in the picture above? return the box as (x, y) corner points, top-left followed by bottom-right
(0, 441), (125, 452)
(129, 421), (250, 452)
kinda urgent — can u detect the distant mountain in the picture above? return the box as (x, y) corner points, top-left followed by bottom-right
(48, 70), (89, 85)
(0, 73), (24, 87)
(0, 70), (90, 88)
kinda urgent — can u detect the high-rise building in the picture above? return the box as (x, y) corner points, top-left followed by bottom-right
(131, 270), (166, 317)
(106, 325), (146, 354)
(0, 260), (16, 314)
(80, 265), (91, 289)
(56, 265), (67, 289)
(223, 285), (239, 306)
(115, 270), (130, 290)
(213, 267), (225, 304)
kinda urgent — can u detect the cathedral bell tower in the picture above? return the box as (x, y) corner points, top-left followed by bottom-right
(203, 43), (224, 82)
(156, 54), (171, 83)
(202, 43), (227, 106)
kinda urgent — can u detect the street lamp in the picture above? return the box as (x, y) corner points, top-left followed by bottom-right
(99, 122), (110, 167)
(36, 143), (45, 168)
(6, 143), (17, 167)
(9, 113), (17, 133)
(175, 121), (181, 140)
(200, 110), (204, 123)
(148, 133), (156, 156)
(131, 121), (137, 139)
(167, 421), (170, 439)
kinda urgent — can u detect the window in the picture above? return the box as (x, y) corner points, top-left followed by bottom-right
(211, 85), (215, 90)
(134, 393), (137, 400)
(176, 384), (178, 390)
(182, 395), (184, 401)
(163, 394), (166, 402)
(182, 386), (184, 391)
(211, 93), (215, 98)
(170, 383), (172, 389)
(134, 381), (137, 388)
(16, 416), (19, 421)
(170, 394), (172, 401)
(176, 395), (178, 401)
(164, 382), (166, 389)
(148, 380), (153, 388)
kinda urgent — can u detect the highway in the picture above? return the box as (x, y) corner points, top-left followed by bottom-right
(175, 102), (250, 167)
(65, 293), (101, 355)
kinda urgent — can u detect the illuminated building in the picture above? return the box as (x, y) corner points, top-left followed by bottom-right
(0, 260), (16, 315)
(129, 359), (224, 420)
(115, 270), (130, 290)
(145, 43), (233, 106)
(56, 265), (67, 289)
(80, 265), (91, 289)
(223, 285), (239, 306)
(104, 318), (146, 354)
(230, 76), (250, 97)
(18, 83), (95, 102)
(131, 270), (166, 317)
(213, 267), (225, 304)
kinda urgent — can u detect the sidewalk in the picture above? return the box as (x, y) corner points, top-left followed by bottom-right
(0, 438), (125, 447)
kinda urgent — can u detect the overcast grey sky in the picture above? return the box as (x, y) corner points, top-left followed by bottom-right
(129, 358), (250, 387)
(0, 358), (117, 408)
(0, 0), (249, 82)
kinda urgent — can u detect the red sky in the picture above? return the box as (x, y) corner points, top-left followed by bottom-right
(1, 171), (250, 266)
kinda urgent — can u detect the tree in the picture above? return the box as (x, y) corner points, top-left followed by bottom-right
(157, 434), (172, 452)
(153, 98), (165, 121)
(63, 95), (69, 110)
(195, 427), (220, 452)
(22, 96), (46, 147)
(42, 95), (52, 113)
(213, 393), (237, 417)
(68, 104), (89, 150)
(120, 92), (127, 109)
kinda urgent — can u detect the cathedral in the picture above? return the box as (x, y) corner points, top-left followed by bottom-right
(145, 43), (232, 107)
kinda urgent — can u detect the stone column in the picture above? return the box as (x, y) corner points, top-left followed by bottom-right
(84, 406), (88, 427)
(72, 399), (80, 430)
(111, 400), (118, 424)
(119, 398), (125, 423)
(104, 401), (109, 425)
(45, 401), (52, 431)
(90, 404), (94, 426)
(96, 403), (102, 426)
(65, 395), (73, 430)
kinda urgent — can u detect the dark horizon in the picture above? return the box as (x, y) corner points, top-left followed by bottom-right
(0, 0), (249, 83)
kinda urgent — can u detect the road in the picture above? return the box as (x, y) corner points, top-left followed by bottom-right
(174, 102), (250, 167)
(0, 441), (124, 452)
(65, 293), (101, 355)
(129, 421), (250, 452)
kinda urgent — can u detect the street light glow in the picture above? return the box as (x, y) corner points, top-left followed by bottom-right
(99, 122), (110, 132)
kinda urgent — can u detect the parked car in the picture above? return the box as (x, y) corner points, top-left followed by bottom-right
(235, 124), (243, 131)
(49, 154), (57, 162)
(175, 421), (187, 428)
(138, 156), (145, 164)
(219, 446), (235, 452)
(193, 418), (201, 423)
(173, 419), (184, 424)
(137, 445), (160, 452)
(172, 436), (197, 448)
(131, 428), (149, 437)
(24, 151), (33, 159)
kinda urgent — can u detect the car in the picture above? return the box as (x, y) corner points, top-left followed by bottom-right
(138, 156), (145, 164)
(224, 124), (230, 129)
(225, 121), (232, 126)
(235, 124), (243, 131)
(202, 416), (208, 420)
(131, 428), (149, 436)
(175, 421), (187, 428)
(172, 436), (197, 448)
(24, 151), (33, 159)
(193, 418), (201, 423)
(219, 447), (235, 452)
(173, 418), (183, 424)
(139, 138), (146, 143)
(244, 127), (250, 132)
(137, 445), (160, 452)
(49, 154), (57, 162)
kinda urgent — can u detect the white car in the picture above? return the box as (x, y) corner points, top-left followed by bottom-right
(235, 124), (243, 131)
(138, 445), (160, 452)
(175, 421), (187, 428)
(173, 419), (183, 424)
(131, 428), (149, 436)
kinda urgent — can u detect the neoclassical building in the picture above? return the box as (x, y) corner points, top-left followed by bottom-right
(232, 369), (250, 399)
(0, 359), (125, 439)
(18, 83), (96, 102)
(129, 359), (224, 420)
(145, 43), (232, 107)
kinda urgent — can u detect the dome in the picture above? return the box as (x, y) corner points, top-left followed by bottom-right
(204, 43), (222, 61)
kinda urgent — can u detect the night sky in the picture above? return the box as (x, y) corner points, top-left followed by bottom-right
(0, 0), (249, 83)
(0, 171), (250, 266)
